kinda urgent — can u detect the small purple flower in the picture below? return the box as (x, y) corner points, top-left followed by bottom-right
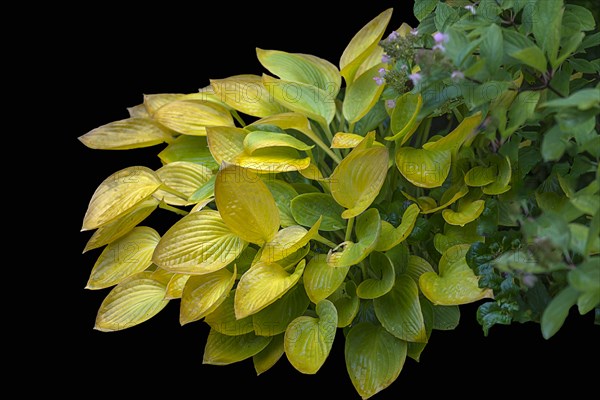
(408, 72), (422, 86)
(433, 32), (449, 44)
(378, 67), (387, 76)
(465, 4), (476, 15)
(381, 54), (391, 63)
(410, 28), (419, 36)
(373, 76), (384, 86)
(451, 71), (463, 81)
(386, 99), (396, 108)
(433, 43), (446, 52)
(387, 31), (399, 41)
(451, 70), (464, 80)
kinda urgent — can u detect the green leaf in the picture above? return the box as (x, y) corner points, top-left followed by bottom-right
(540, 88), (600, 111)
(374, 274), (427, 342)
(257, 49), (341, 97)
(482, 155), (511, 195)
(244, 131), (314, 153)
(357, 252), (395, 299)
(374, 203), (420, 251)
(263, 179), (298, 228)
(423, 112), (482, 154)
(284, 300), (338, 374)
(215, 164), (280, 245)
(414, 0), (438, 21)
(291, 193), (345, 231)
(330, 133), (389, 218)
(158, 135), (218, 170)
(179, 266), (236, 325)
(253, 334), (285, 375)
(345, 323), (407, 399)
(155, 161), (213, 206)
(304, 254), (350, 304)
(82, 167), (163, 231)
(432, 305), (460, 330)
(464, 165), (497, 187)
(94, 271), (169, 331)
(330, 281), (360, 327)
(564, 4), (596, 32)
(395, 147), (451, 188)
(536, 192), (584, 222)
(154, 100), (234, 136)
(153, 210), (246, 275)
(203, 330), (272, 365)
(260, 219), (321, 263)
(205, 290), (255, 335)
(509, 46), (548, 73)
(477, 302), (513, 336)
(532, 0), (564, 67)
(386, 93), (422, 142)
(434, 2), (458, 31)
(327, 208), (382, 268)
(253, 284), (310, 336)
(262, 75), (336, 126)
(569, 224), (600, 256)
(343, 63), (386, 124)
(87, 227), (160, 289)
(577, 291), (600, 315)
(210, 75), (287, 118)
(480, 24), (503, 74)
(340, 8), (393, 84)
(442, 199), (486, 227)
(404, 255), (435, 283)
(541, 286), (579, 339)
(502, 91), (541, 138)
(235, 260), (306, 319)
(79, 117), (171, 150)
(568, 261), (600, 292)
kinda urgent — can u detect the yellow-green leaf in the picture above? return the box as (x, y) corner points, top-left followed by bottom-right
(464, 165), (497, 187)
(374, 203), (420, 251)
(340, 8), (393, 83)
(257, 49), (341, 98)
(253, 284), (310, 336)
(179, 266), (236, 325)
(87, 227), (160, 289)
(83, 198), (158, 252)
(210, 74), (287, 117)
(235, 147), (312, 172)
(329, 281), (360, 327)
(215, 164), (280, 244)
(154, 100), (234, 136)
(153, 210), (246, 275)
(423, 112), (482, 153)
(203, 330), (272, 365)
(127, 103), (149, 118)
(253, 334), (285, 375)
(420, 183), (469, 215)
(284, 299), (338, 374)
(165, 273), (189, 299)
(434, 223), (483, 254)
(206, 126), (247, 165)
(331, 132), (368, 149)
(155, 162), (213, 206)
(262, 179), (298, 228)
(291, 193), (346, 231)
(386, 93), (422, 142)
(143, 93), (184, 115)
(157, 135), (219, 170)
(235, 260), (306, 319)
(262, 75), (336, 126)
(261, 219), (322, 262)
(327, 208), (382, 268)
(303, 254), (350, 304)
(357, 252), (395, 299)
(482, 155), (512, 195)
(206, 290), (255, 336)
(419, 245), (493, 305)
(442, 199), (486, 226)
(404, 255), (435, 283)
(343, 63), (386, 124)
(395, 147), (451, 188)
(94, 271), (169, 331)
(374, 274), (427, 342)
(345, 323), (407, 399)
(330, 133), (389, 218)
(79, 118), (172, 150)
(244, 131), (314, 153)
(82, 167), (162, 231)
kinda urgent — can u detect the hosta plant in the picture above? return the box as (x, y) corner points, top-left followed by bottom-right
(80, 1), (599, 398)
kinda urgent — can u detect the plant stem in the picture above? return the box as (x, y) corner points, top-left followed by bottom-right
(231, 110), (246, 127)
(348, 122), (356, 133)
(345, 217), (355, 242)
(314, 234), (337, 248)
(159, 202), (189, 216)
(360, 262), (368, 281)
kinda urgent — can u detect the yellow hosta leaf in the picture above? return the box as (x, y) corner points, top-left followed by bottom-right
(234, 260), (306, 319)
(206, 126), (247, 165)
(304, 254), (350, 303)
(327, 208), (381, 268)
(464, 165), (498, 187)
(157, 135), (219, 170)
(253, 334), (285, 375)
(210, 74), (287, 117)
(87, 227), (160, 289)
(206, 289), (255, 335)
(235, 148), (312, 173)
(420, 183), (469, 215)
(419, 245), (493, 305)
(203, 330), (272, 365)
(179, 266), (236, 325)
(343, 63), (386, 123)
(442, 200), (486, 226)
(165, 274), (190, 299)
(263, 179), (298, 228)
(83, 198), (158, 253)
(155, 162), (213, 206)
(127, 104), (150, 118)
(423, 112), (482, 153)
(386, 93), (422, 143)
(395, 147), (451, 188)
(82, 167), (162, 231)
(261, 218), (322, 262)
(94, 271), (169, 332)
(215, 164), (280, 244)
(153, 210), (246, 274)
(257, 49), (341, 98)
(154, 100), (234, 136)
(330, 133), (389, 219)
(374, 203), (420, 251)
(143, 93), (184, 115)
(243, 131), (314, 153)
(355, 46), (384, 79)
(340, 8), (393, 83)
(79, 117), (172, 150)
(262, 75), (336, 126)
(482, 155), (512, 195)
(331, 132), (367, 149)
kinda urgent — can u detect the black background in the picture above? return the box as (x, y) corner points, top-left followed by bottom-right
(62, 1), (599, 397)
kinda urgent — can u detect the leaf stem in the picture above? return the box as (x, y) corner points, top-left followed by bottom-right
(159, 202), (189, 216)
(231, 110), (246, 127)
(345, 217), (355, 242)
(314, 234), (337, 248)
